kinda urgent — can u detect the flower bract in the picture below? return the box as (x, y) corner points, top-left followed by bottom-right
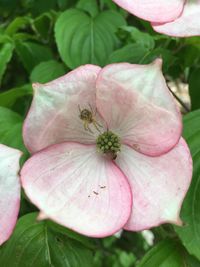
(0, 145), (22, 245)
(112, 0), (200, 37)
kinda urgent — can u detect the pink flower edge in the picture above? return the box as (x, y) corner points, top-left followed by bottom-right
(112, 0), (185, 23)
(112, 0), (200, 37)
(0, 144), (22, 245)
(152, 1), (200, 37)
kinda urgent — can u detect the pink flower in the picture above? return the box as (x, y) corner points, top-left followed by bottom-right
(0, 144), (22, 245)
(112, 0), (200, 37)
(21, 59), (192, 237)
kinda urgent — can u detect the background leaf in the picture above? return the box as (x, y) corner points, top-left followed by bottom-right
(0, 213), (94, 267)
(5, 16), (31, 36)
(0, 106), (27, 157)
(0, 84), (32, 108)
(15, 41), (54, 72)
(188, 69), (200, 111)
(108, 43), (149, 64)
(55, 8), (126, 68)
(33, 12), (55, 40)
(119, 26), (155, 50)
(137, 240), (200, 267)
(174, 109), (200, 261)
(0, 42), (14, 84)
(76, 0), (99, 17)
(141, 47), (177, 73)
(30, 60), (66, 83)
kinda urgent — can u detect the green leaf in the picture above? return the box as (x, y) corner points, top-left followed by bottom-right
(30, 60), (66, 83)
(0, 84), (32, 108)
(141, 47), (177, 72)
(178, 45), (200, 68)
(0, 213), (94, 267)
(185, 37), (200, 50)
(119, 26), (155, 50)
(0, 106), (27, 157)
(174, 109), (200, 261)
(13, 33), (38, 42)
(188, 69), (200, 110)
(118, 250), (136, 267)
(22, 0), (57, 16)
(0, 0), (18, 16)
(96, 248), (136, 267)
(186, 254), (200, 267)
(137, 240), (200, 267)
(76, 0), (99, 17)
(15, 41), (54, 72)
(57, 0), (71, 9)
(99, 0), (119, 10)
(0, 42), (14, 84)
(33, 12), (55, 40)
(47, 220), (94, 249)
(108, 43), (149, 64)
(5, 16), (31, 36)
(0, 34), (13, 44)
(55, 8), (126, 69)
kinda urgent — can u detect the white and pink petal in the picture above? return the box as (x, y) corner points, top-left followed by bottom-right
(21, 142), (132, 237)
(96, 60), (182, 156)
(0, 144), (22, 245)
(152, 0), (200, 37)
(23, 65), (102, 154)
(115, 138), (192, 231)
(112, 0), (184, 23)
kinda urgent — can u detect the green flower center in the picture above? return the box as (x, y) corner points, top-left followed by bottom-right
(96, 131), (121, 159)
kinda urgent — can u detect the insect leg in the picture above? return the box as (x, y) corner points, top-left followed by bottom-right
(93, 121), (102, 133)
(84, 121), (93, 133)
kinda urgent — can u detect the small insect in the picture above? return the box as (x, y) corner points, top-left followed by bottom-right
(100, 185), (106, 189)
(106, 151), (118, 160)
(78, 104), (102, 133)
(93, 191), (99, 195)
(111, 153), (117, 160)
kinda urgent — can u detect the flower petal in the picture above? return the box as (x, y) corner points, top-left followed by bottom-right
(152, 0), (200, 37)
(112, 0), (184, 23)
(21, 142), (132, 237)
(96, 60), (182, 156)
(23, 65), (102, 154)
(116, 138), (192, 231)
(0, 144), (22, 245)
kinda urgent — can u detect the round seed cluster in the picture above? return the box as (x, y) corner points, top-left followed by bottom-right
(96, 131), (121, 154)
